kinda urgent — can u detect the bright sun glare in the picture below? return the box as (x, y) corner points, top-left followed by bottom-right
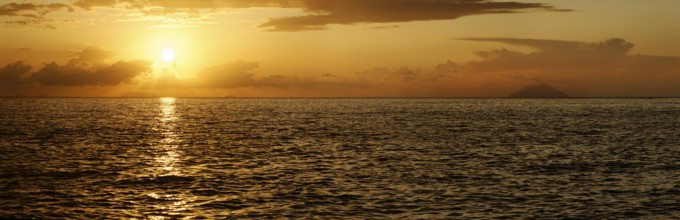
(161, 49), (175, 62)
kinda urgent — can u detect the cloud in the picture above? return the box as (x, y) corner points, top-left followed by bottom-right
(461, 37), (634, 55)
(196, 60), (319, 88)
(197, 60), (259, 88)
(5, 36), (677, 97)
(0, 61), (31, 85)
(30, 60), (150, 86)
(73, 0), (290, 10)
(339, 37), (680, 97)
(195, 60), (367, 89)
(67, 0), (566, 31)
(69, 46), (116, 66)
(454, 38), (680, 96)
(0, 47), (151, 87)
(0, 2), (72, 16)
(0, 2), (72, 28)
(73, 0), (118, 9)
(2, 0), (567, 30)
(460, 38), (646, 70)
(258, 0), (567, 31)
(461, 37), (582, 51)
(355, 64), (453, 83)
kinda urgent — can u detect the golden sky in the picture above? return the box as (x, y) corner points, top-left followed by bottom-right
(1, 0), (679, 97)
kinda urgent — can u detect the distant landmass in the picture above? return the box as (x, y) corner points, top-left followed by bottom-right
(509, 83), (569, 98)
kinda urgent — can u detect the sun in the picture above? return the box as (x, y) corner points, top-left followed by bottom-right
(161, 49), (175, 62)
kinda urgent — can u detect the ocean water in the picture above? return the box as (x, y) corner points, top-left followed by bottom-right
(0, 98), (679, 219)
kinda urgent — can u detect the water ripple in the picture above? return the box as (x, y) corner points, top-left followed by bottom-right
(1, 98), (679, 218)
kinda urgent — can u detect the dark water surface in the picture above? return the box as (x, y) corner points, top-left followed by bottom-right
(1, 98), (679, 219)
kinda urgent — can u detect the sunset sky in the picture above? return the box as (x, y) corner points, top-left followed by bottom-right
(1, 0), (679, 97)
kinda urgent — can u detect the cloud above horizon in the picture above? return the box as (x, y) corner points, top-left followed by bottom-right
(2, 38), (679, 97)
(0, 47), (151, 87)
(451, 38), (680, 96)
(301, 37), (680, 96)
(193, 60), (366, 89)
(0, 61), (31, 85)
(2, 0), (566, 30)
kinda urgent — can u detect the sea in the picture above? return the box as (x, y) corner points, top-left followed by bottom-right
(0, 98), (679, 219)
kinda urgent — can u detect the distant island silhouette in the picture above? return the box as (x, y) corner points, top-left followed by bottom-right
(510, 83), (569, 98)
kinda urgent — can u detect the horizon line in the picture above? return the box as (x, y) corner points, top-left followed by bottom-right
(0, 96), (677, 99)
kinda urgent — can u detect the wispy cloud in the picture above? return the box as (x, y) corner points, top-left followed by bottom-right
(0, 2), (72, 28)
(194, 60), (365, 89)
(257, 0), (568, 31)
(3, 0), (567, 30)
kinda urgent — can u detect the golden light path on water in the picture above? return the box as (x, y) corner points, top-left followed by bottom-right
(156, 97), (180, 176)
(147, 97), (192, 219)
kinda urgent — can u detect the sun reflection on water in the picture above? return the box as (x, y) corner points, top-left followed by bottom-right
(155, 97), (181, 176)
(159, 97), (177, 124)
(142, 97), (195, 218)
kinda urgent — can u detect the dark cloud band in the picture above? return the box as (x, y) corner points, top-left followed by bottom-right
(7, 0), (567, 30)
(0, 47), (151, 87)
